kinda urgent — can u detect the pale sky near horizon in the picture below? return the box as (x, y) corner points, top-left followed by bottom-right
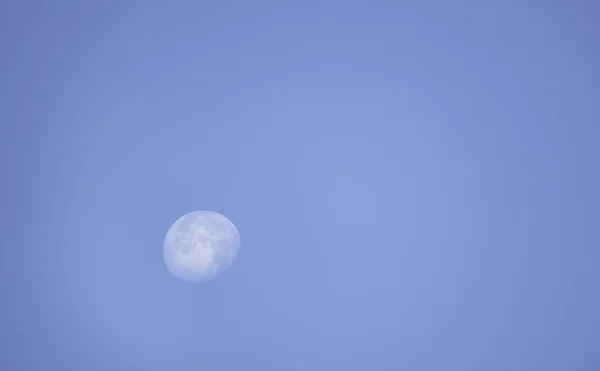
(1, 2), (599, 370)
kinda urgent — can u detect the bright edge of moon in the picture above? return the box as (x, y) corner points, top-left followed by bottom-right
(163, 210), (241, 283)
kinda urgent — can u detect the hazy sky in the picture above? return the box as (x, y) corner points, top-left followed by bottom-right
(2, 2), (599, 370)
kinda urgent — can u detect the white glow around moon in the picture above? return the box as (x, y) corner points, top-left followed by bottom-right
(163, 210), (240, 283)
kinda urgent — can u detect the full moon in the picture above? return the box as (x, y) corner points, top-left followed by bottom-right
(163, 210), (241, 283)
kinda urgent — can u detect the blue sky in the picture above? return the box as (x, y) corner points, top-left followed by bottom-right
(2, 1), (599, 370)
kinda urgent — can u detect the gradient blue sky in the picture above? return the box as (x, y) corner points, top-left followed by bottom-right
(2, 1), (599, 370)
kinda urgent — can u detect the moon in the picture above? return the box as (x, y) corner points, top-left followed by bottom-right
(163, 210), (241, 283)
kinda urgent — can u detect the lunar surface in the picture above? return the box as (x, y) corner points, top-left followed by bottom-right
(163, 211), (240, 283)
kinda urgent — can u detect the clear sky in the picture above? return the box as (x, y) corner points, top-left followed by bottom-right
(2, 1), (599, 370)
